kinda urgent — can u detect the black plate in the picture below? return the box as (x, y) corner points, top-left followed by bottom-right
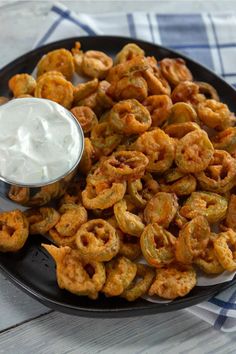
(0, 36), (236, 317)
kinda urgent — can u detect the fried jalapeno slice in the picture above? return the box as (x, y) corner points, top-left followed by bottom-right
(127, 173), (160, 208)
(180, 192), (228, 224)
(149, 264), (196, 299)
(102, 256), (137, 297)
(197, 99), (235, 131)
(168, 102), (198, 124)
(175, 216), (210, 264)
(175, 130), (214, 173)
(195, 150), (236, 193)
(121, 264), (155, 301)
(195, 81), (219, 101)
(49, 204), (88, 247)
(115, 43), (145, 64)
(171, 81), (205, 107)
(8, 186), (30, 205)
(109, 99), (151, 135)
(81, 50), (113, 79)
(194, 235), (224, 274)
(141, 223), (176, 268)
(37, 48), (75, 80)
(160, 58), (193, 86)
(109, 74), (148, 102)
(0, 210), (29, 252)
(132, 128), (175, 173)
(70, 106), (98, 134)
(143, 95), (172, 127)
(114, 199), (145, 237)
(25, 207), (60, 235)
(164, 122), (200, 139)
(212, 127), (236, 154)
(214, 229), (236, 271)
(43, 244), (105, 299)
(8, 74), (36, 97)
(35, 75), (74, 109)
(75, 219), (120, 262)
(160, 168), (197, 196)
(101, 150), (148, 182)
(82, 177), (126, 210)
(144, 192), (178, 228)
(91, 122), (122, 157)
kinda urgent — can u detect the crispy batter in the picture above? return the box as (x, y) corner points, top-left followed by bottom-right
(149, 264), (196, 299)
(0, 210), (29, 252)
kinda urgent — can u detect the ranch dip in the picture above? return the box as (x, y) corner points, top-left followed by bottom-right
(0, 98), (84, 186)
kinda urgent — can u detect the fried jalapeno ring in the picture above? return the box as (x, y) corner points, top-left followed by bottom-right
(212, 127), (236, 154)
(109, 99), (151, 135)
(175, 130), (214, 173)
(160, 58), (193, 86)
(132, 128), (175, 173)
(168, 102), (198, 124)
(197, 99), (235, 131)
(127, 173), (160, 208)
(121, 264), (155, 301)
(43, 244), (105, 299)
(164, 122), (200, 139)
(194, 235), (224, 274)
(180, 192), (228, 223)
(106, 216), (141, 260)
(37, 48), (75, 80)
(35, 75), (74, 109)
(109, 74), (148, 102)
(214, 229), (236, 271)
(142, 95), (172, 127)
(144, 192), (178, 228)
(195, 81), (220, 101)
(8, 74), (36, 97)
(75, 219), (120, 262)
(175, 216), (210, 264)
(25, 207), (60, 235)
(96, 80), (114, 109)
(159, 169), (197, 196)
(148, 264), (196, 299)
(102, 256), (137, 297)
(8, 186), (30, 205)
(82, 170), (126, 210)
(225, 195), (236, 231)
(114, 199), (145, 237)
(140, 223), (176, 267)
(73, 78), (99, 103)
(81, 50), (113, 79)
(91, 122), (122, 157)
(115, 43), (145, 64)
(195, 150), (236, 193)
(0, 210), (29, 252)
(70, 106), (98, 134)
(101, 150), (148, 182)
(55, 204), (88, 238)
(171, 81), (204, 107)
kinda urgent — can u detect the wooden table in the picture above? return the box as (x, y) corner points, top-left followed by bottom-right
(0, 1), (236, 352)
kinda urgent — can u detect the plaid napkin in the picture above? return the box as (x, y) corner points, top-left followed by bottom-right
(21, 2), (236, 331)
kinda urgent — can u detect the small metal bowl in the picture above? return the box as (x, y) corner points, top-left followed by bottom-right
(0, 98), (84, 207)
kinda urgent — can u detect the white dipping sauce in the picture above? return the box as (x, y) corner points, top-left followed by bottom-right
(0, 98), (83, 186)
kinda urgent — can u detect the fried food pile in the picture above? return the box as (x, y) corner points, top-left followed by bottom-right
(2, 42), (236, 301)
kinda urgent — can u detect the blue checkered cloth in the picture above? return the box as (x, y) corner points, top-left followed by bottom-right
(34, 3), (236, 331)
